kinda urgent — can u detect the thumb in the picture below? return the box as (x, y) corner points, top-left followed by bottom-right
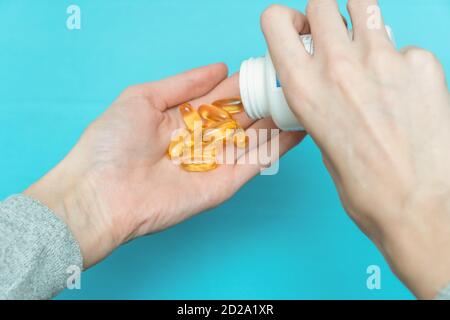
(132, 63), (229, 111)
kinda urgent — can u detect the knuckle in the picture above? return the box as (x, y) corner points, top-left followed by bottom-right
(260, 4), (287, 27)
(325, 54), (355, 81)
(307, 0), (334, 16)
(121, 85), (141, 97)
(405, 48), (442, 72)
(306, 0), (319, 16)
(364, 49), (395, 72)
(346, 0), (365, 12)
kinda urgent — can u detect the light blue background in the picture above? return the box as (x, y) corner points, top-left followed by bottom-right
(1, 0), (449, 300)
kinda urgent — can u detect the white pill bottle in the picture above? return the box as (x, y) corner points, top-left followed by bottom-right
(239, 28), (394, 130)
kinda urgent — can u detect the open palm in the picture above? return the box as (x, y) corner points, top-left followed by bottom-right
(42, 64), (305, 267)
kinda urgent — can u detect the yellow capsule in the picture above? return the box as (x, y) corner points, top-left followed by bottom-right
(167, 129), (190, 160)
(212, 97), (242, 107)
(183, 134), (194, 148)
(167, 138), (185, 159)
(198, 104), (231, 123)
(181, 145), (217, 171)
(179, 103), (203, 131)
(183, 128), (203, 148)
(203, 119), (237, 143)
(222, 104), (244, 114)
(202, 147), (217, 161)
(233, 129), (248, 148)
(210, 119), (238, 130)
(181, 162), (218, 172)
(212, 97), (244, 114)
(170, 97), (249, 172)
(181, 142), (204, 163)
(202, 119), (217, 128)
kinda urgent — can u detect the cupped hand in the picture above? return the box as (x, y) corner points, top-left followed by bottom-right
(261, 1), (450, 298)
(25, 63), (305, 268)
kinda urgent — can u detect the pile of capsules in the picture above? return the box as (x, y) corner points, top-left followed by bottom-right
(167, 97), (248, 172)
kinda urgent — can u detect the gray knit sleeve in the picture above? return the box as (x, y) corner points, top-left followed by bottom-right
(0, 194), (83, 300)
(436, 284), (450, 300)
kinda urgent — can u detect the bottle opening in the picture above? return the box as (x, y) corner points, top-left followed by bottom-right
(239, 57), (270, 120)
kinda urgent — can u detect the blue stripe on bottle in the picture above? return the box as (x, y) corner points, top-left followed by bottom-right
(276, 76), (281, 88)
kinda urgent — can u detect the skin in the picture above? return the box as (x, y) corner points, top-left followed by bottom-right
(21, 0), (450, 300)
(25, 63), (306, 268)
(260, 0), (450, 299)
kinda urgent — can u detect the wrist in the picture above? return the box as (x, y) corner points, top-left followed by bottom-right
(379, 189), (450, 299)
(24, 159), (117, 268)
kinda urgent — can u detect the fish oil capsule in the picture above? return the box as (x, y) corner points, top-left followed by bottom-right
(182, 142), (204, 163)
(170, 97), (249, 172)
(203, 128), (234, 147)
(181, 162), (218, 172)
(212, 97), (244, 114)
(183, 127), (203, 148)
(198, 104), (231, 123)
(167, 129), (190, 159)
(182, 146), (217, 171)
(233, 129), (248, 148)
(208, 119), (238, 131)
(167, 138), (185, 160)
(202, 142), (217, 159)
(179, 103), (203, 131)
(203, 119), (237, 143)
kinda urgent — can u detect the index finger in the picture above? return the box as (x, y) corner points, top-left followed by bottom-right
(260, 5), (312, 75)
(306, 0), (350, 54)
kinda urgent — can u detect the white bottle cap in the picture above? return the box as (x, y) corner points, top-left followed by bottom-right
(239, 56), (269, 120)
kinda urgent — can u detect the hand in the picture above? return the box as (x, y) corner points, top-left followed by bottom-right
(261, 1), (450, 299)
(25, 63), (305, 268)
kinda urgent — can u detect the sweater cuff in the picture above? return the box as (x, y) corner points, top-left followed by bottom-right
(0, 194), (83, 299)
(436, 284), (450, 300)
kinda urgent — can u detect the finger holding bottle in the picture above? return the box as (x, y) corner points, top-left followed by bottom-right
(261, 1), (450, 299)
